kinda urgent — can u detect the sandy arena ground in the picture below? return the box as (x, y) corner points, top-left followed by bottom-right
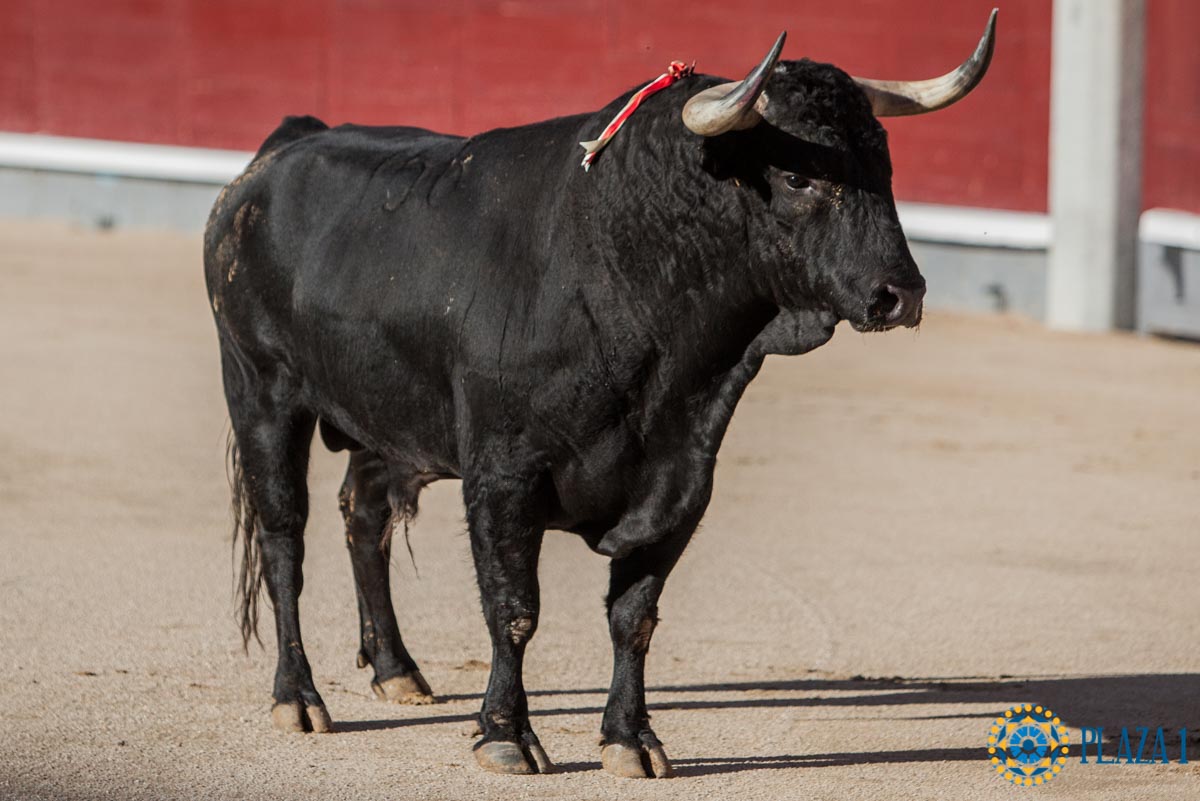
(0, 222), (1198, 800)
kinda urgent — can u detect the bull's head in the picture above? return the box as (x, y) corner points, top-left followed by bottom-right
(682, 11), (996, 333)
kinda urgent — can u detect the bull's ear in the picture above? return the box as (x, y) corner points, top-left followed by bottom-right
(682, 32), (786, 136)
(853, 9), (997, 117)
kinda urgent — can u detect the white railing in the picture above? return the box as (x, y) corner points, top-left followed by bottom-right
(0, 132), (249, 184)
(12, 132), (1199, 257)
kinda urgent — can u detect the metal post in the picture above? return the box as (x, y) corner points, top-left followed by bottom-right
(1046, 0), (1145, 331)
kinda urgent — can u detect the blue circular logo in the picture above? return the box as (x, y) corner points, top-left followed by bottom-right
(988, 704), (1070, 786)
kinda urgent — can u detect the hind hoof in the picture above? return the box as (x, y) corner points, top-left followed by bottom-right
(271, 701), (333, 733)
(474, 739), (554, 775)
(601, 742), (673, 778)
(371, 672), (436, 705)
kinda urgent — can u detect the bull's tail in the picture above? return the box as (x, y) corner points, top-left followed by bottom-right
(227, 431), (264, 650)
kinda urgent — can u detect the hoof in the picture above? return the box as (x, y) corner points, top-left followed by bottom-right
(474, 740), (554, 775)
(601, 742), (673, 779)
(371, 672), (436, 705)
(271, 701), (333, 734)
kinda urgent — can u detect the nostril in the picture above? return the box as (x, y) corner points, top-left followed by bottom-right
(883, 284), (925, 323)
(868, 286), (901, 321)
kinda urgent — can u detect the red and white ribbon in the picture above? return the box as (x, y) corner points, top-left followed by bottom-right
(580, 60), (695, 171)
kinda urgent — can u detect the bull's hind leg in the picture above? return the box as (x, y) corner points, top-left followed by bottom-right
(339, 450), (434, 704)
(224, 358), (330, 733)
(599, 527), (694, 778)
(463, 473), (553, 775)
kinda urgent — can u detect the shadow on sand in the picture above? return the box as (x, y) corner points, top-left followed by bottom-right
(334, 673), (1200, 775)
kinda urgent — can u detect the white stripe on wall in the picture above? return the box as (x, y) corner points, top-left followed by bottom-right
(896, 202), (1051, 250)
(1140, 208), (1200, 250)
(0, 132), (250, 184)
(0, 130), (1091, 253)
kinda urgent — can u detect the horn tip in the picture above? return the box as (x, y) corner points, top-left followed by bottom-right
(974, 8), (998, 63)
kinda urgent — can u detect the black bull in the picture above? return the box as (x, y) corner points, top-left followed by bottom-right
(204, 16), (995, 779)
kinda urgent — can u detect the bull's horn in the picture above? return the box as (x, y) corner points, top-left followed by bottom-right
(853, 9), (997, 117)
(682, 31), (786, 136)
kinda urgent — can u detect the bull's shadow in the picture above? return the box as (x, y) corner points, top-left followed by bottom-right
(336, 673), (1200, 776)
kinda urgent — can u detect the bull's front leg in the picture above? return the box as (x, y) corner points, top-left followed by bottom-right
(464, 475), (553, 775)
(600, 526), (694, 779)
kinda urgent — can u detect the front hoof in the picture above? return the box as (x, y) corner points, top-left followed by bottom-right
(601, 742), (674, 779)
(271, 701), (333, 734)
(474, 740), (554, 775)
(371, 672), (436, 705)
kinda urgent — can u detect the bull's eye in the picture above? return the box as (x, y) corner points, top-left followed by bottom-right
(784, 174), (811, 192)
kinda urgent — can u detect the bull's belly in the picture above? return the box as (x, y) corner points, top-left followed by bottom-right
(303, 364), (461, 476)
(293, 329), (708, 543)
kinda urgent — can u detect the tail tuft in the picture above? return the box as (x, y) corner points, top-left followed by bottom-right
(227, 431), (263, 650)
(385, 477), (427, 578)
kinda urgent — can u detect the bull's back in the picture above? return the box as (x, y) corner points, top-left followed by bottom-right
(206, 117), (469, 304)
(204, 113), (595, 464)
(207, 113), (587, 339)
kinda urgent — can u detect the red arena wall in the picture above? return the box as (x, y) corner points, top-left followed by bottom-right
(1143, 0), (1200, 214)
(0, 1), (1191, 215)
